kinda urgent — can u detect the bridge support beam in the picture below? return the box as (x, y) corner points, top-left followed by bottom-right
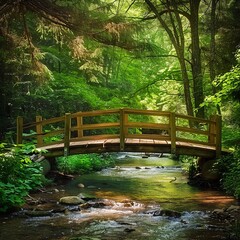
(16, 116), (23, 144)
(170, 112), (176, 154)
(64, 113), (71, 157)
(36, 116), (43, 147)
(120, 108), (127, 151)
(77, 115), (83, 138)
(209, 115), (222, 159)
(215, 115), (222, 159)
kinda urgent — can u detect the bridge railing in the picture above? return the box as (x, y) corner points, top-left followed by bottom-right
(16, 108), (222, 157)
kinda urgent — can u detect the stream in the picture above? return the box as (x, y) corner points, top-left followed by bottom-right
(0, 153), (237, 240)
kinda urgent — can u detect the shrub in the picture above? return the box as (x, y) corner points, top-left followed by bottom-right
(56, 153), (115, 174)
(0, 143), (46, 212)
(177, 155), (199, 179)
(215, 148), (240, 199)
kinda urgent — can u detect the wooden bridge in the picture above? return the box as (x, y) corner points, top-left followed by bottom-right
(16, 108), (225, 159)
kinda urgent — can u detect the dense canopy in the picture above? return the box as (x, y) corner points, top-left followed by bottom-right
(1, 0), (240, 229)
(0, 0), (240, 137)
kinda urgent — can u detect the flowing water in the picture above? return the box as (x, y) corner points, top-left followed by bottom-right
(0, 153), (236, 240)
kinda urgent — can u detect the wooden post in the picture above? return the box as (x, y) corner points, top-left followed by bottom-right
(77, 115), (83, 139)
(170, 112), (176, 154)
(36, 116), (43, 147)
(215, 115), (222, 159)
(64, 113), (71, 157)
(16, 116), (23, 144)
(208, 115), (216, 145)
(120, 108), (127, 151)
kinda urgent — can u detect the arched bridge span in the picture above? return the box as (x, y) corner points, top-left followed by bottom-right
(16, 108), (227, 159)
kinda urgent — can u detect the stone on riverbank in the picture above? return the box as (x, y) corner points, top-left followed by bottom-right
(227, 205), (240, 212)
(77, 183), (85, 188)
(59, 196), (85, 205)
(212, 208), (225, 214)
(153, 209), (182, 218)
(211, 205), (240, 224)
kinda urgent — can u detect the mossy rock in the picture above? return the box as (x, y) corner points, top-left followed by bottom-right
(40, 159), (51, 175)
(201, 160), (220, 181)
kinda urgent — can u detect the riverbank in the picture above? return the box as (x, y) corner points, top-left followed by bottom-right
(0, 154), (238, 240)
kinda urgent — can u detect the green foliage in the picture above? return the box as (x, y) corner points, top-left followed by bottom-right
(203, 49), (240, 111)
(179, 155), (199, 179)
(215, 148), (240, 199)
(0, 144), (45, 212)
(57, 153), (115, 174)
(222, 126), (240, 148)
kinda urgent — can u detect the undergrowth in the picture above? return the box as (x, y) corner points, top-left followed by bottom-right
(56, 153), (115, 175)
(0, 143), (47, 213)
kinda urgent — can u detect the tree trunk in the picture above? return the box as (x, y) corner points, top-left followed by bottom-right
(0, 60), (9, 140)
(144, 0), (194, 116)
(190, 0), (205, 118)
(178, 53), (194, 117)
(209, 0), (221, 114)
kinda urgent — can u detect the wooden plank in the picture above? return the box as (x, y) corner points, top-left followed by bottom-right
(208, 115), (216, 144)
(176, 137), (215, 146)
(64, 113), (71, 156)
(71, 122), (120, 131)
(77, 115), (83, 138)
(39, 137), (228, 158)
(175, 113), (214, 124)
(126, 133), (170, 141)
(17, 116), (23, 144)
(215, 115), (222, 158)
(71, 109), (120, 117)
(40, 116), (65, 126)
(120, 108), (127, 151)
(170, 112), (176, 154)
(126, 122), (169, 130)
(124, 108), (171, 116)
(175, 147), (216, 158)
(36, 116), (43, 147)
(22, 121), (38, 129)
(176, 126), (209, 135)
(70, 134), (120, 141)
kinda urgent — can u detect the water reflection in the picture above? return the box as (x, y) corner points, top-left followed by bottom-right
(68, 154), (234, 211)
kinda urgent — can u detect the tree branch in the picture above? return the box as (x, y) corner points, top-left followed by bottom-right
(133, 54), (192, 65)
(142, 8), (190, 21)
(125, 0), (137, 13)
(130, 75), (184, 98)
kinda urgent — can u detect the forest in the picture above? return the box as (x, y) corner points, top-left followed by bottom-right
(0, 0), (240, 219)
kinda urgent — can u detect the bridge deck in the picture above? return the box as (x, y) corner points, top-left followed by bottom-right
(39, 138), (225, 159)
